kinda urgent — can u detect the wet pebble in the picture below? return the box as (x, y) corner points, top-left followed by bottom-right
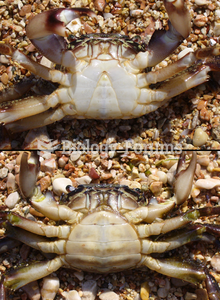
(5, 191), (20, 208)
(0, 73), (9, 85)
(99, 289), (119, 300)
(52, 177), (73, 196)
(195, 178), (220, 189)
(82, 280), (97, 300)
(193, 128), (208, 147)
(0, 167), (8, 178)
(70, 152), (81, 162)
(41, 276), (60, 300)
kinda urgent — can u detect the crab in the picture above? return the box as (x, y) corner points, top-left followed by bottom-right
(0, 0), (220, 133)
(0, 151), (220, 300)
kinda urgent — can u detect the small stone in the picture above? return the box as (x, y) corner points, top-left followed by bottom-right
(195, 288), (208, 300)
(70, 152), (81, 162)
(22, 281), (40, 300)
(52, 177), (73, 196)
(5, 191), (20, 208)
(211, 254), (220, 272)
(74, 271), (84, 281)
(99, 289), (119, 300)
(41, 276), (59, 300)
(82, 280), (97, 300)
(140, 281), (150, 300)
(6, 173), (16, 193)
(157, 287), (169, 298)
(184, 292), (197, 300)
(193, 128), (208, 147)
(171, 278), (188, 287)
(94, 0), (106, 11)
(75, 175), (92, 185)
(41, 158), (57, 174)
(193, 15), (208, 27)
(38, 175), (51, 192)
(195, 0), (209, 5)
(1, 73), (8, 85)
(89, 167), (100, 179)
(195, 178), (220, 189)
(19, 4), (32, 16)
(0, 167), (8, 178)
(149, 181), (163, 195)
(61, 290), (81, 300)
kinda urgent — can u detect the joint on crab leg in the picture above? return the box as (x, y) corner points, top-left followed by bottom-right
(26, 8), (96, 65)
(4, 257), (64, 290)
(141, 256), (206, 284)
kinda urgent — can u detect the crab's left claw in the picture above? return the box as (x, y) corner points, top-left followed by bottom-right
(19, 151), (40, 198)
(26, 8), (97, 65)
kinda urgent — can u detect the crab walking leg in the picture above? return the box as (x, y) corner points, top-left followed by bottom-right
(4, 256), (64, 290)
(140, 224), (214, 254)
(26, 8), (96, 66)
(141, 256), (206, 284)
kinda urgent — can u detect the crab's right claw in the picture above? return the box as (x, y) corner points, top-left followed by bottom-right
(174, 152), (197, 206)
(205, 269), (220, 300)
(26, 8), (97, 64)
(19, 151), (40, 199)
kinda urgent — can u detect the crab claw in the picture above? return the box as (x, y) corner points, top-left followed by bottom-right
(147, 0), (191, 66)
(19, 151), (40, 198)
(173, 152), (197, 205)
(26, 8), (97, 64)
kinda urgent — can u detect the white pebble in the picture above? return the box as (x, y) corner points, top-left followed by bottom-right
(211, 254), (220, 272)
(6, 173), (16, 192)
(41, 158), (57, 174)
(5, 191), (20, 208)
(99, 289), (119, 300)
(70, 151), (81, 161)
(193, 128), (208, 147)
(195, 178), (220, 189)
(52, 177), (73, 195)
(0, 167), (8, 179)
(82, 280), (97, 300)
(62, 290), (82, 300)
(195, 0), (209, 5)
(156, 171), (167, 184)
(75, 175), (92, 185)
(41, 276), (60, 300)
(178, 47), (194, 60)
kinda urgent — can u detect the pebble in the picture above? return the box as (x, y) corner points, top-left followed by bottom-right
(52, 177), (73, 196)
(195, 288), (208, 300)
(184, 292), (197, 300)
(0, 167), (8, 179)
(70, 152), (81, 162)
(61, 290), (81, 300)
(74, 271), (84, 281)
(193, 15), (208, 27)
(41, 276), (60, 300)
(195, 178), (220, 189)
(5, 191), (20, 208)
(157, 287), (169, 298)
(94, 0), (106, 11)
(82, 280), (97, 300)
(149, 181), (163, 195)
(140, 281), (150, 300)
(99, 289), (119, 300)
(6, 172), (16, 193)
(195, 0), (209, 5)
(22, 281), (40, 300)
(75, 175), (92, 185)
(41, 158), (57, 174)
(211, 254), (220, 272)
(193, 128), (208, 147)
(19, 4), (32, 16)
(38, 175), (51, 192)
(0, 73), (9, 85)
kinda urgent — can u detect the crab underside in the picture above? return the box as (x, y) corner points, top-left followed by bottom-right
(0, 0), (220, 134)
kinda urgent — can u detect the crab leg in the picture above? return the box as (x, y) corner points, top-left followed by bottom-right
(205, 270), (220, 300)
(128, 0), (191, 69)
(141, 256), (206, 284)
(25, 8), (96, 66)
(3, 256), (64, 290)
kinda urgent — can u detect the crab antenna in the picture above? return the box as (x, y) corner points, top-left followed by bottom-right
(19, 151), (40, 199)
